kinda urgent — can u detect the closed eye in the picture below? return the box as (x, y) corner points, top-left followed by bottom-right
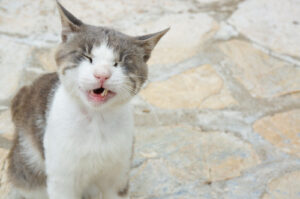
(82, 54), (93, 63)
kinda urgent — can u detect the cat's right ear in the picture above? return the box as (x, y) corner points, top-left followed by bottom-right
(57, 1), (83, 42)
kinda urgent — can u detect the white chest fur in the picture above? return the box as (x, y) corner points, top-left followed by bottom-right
(44, 85), (133, 197)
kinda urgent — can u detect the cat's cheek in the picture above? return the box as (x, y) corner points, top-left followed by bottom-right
(77, 64), (95, 88)
(109, 66), (127, 89)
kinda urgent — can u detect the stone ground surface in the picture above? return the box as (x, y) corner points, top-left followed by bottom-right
(0, 0), (300, 198)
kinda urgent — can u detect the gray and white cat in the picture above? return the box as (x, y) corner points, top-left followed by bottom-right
(7, 2), (168, 199)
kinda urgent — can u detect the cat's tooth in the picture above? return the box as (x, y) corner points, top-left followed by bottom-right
(102, 89), (108, 97)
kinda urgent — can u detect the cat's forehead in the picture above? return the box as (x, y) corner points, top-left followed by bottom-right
(92, 43), (115, 62)
(84, 26), (132, 47)
(69, 26), (136, 56)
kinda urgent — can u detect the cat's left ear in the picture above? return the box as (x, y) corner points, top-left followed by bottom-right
(57, 1), (83, 42)
(135, 28), (170, 62)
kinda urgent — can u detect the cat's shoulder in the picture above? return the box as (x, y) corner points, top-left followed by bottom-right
(11, 72), (59, 124)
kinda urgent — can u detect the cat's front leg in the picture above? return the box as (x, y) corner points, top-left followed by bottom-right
(47, 177), (81, 199)
(82, 185), (101, 199)
(102, 178), (130, 199)
(102, 188), (129, 199)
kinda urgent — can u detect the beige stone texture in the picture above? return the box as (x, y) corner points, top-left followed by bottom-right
(0, 111), (12, 197)
(140, 65), (237, 109)
(0, 110), (13, 151)
(131, 126), (260, 196)
(0, 38), (34, 101)
(0, 111), (13, 135)
(180, 131), (260, 182)
(59, 0), (195, 27)
(0, 147), (10, 198)
(196, 0), (237, 4)
(0, 0), (59, 42)
(262, 171), (300, 199)
(229, 0), (300, 57)
(253, 110), (300, 157)
(219, 40), (300, 98)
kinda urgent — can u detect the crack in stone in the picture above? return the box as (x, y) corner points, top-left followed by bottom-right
(0, 31), (27, 39)
(131, 155), (161, 170)
(194, 41), (300, 117)
(0, 33), (57, 48)
(224, 24), (300, 66)
(189, 0), (247, 21)
(223, 160), (300, 197)
(148, 54), (211, 83)
(136, 92), (299, 133)
(252, 42), (300, 67)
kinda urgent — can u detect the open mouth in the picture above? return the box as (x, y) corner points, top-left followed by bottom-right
(87, 87), (115, 103)
(93, 87), (108, 96)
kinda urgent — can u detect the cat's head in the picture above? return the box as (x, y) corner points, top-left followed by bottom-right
(55, 2), (168, 110)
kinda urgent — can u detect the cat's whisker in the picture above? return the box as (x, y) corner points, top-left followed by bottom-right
(118, 85), (135, 94)
(128, 75), (147, 78)
(119, 88), (137, 98)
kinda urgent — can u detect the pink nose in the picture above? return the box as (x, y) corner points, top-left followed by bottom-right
(94, 73), (111, 85)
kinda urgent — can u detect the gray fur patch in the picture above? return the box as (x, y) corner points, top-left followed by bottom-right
(8, 73), (59, 189)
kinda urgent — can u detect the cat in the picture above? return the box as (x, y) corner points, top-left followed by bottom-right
(7, 2), (168, 199)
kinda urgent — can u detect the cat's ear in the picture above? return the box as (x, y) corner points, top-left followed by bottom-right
(57, 1), (83, 42)
(135, 28), (170, 62)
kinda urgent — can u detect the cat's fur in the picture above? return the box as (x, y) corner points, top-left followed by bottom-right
(7, 2), (168, 199)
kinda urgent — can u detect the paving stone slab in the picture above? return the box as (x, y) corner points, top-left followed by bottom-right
(131, 125), (260, 198)
(218, 39), (300, 98)
(0, 0), (59, 43)
(0, 147), (10, 198)
(253, 109), (300, 157)
(0, 110), (13, 136)
(0, 38), (34, 102)
(140, 64), (237, 109)
(262, 170), (300, 199)
(229, 0), (300, 57)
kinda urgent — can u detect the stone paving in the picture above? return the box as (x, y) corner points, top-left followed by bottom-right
(0, 0), (300, 198)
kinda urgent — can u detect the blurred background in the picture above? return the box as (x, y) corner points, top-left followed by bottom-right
(0, 0), (300, 198)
